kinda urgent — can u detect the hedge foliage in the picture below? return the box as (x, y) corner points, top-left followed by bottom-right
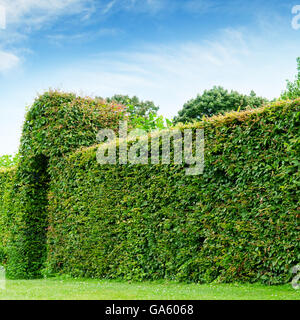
(45, 99), (299, 284)
(0, 168), (15, 265)
(3, 91), (126, 279)
(0, 91), (299, 283)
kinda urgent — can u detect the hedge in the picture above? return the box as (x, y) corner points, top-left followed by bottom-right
(0, 92), (299, 283)
(4, 91), (126, 279)
(0, 168), (15, 265)
(45, 99), (299, 284)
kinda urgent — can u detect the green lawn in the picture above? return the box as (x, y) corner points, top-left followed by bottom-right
(0, 278), (299, 300)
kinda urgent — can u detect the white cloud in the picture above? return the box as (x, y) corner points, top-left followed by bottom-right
(145, 0), (165, 12)
(0, 0), (95, 72)
(184, 0), (215, 13)
(0, 0), (93, 27)
(40, 27), (297, 119)
(0, 50), (19, 71)
(102, 0), (116, 14)
(0, 0), (167, 28)
(112, 0), (170, 14)
(1, 22), (299, 154)
(0, 4), (6, 29)
(47, 28), (120, 46)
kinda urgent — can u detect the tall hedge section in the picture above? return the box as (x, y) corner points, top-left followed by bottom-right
(45, 99), (299, 284)
(3, 91), (125, 279)
(0, 168), (15, 264)
(0, 92), (299, 283)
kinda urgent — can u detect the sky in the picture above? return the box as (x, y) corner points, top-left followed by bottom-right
(0, 0), (300, 155)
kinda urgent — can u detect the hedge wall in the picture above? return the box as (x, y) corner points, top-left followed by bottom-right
(44, 99), (300, 284)
(0, 168), (15, 264)
(1, 93), (298, 283)
(4, 91), (126, 279)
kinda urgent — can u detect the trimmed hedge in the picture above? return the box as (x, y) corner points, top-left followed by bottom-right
(0, 168), (15, 264)
(4, 91), (126, 279)
(0, 92), (299, 283)
(45, 99), (299, 284)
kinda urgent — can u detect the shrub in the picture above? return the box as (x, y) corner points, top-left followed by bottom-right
(1, 90), (299, 283)
(0, 168), (15, 265)
(4, 91), (126, 279)
(45, 99), (299, 284)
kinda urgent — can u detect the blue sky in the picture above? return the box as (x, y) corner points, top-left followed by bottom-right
(0, 0), (300, 155)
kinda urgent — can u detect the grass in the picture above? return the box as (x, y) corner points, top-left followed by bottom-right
(0, 278), (299, 300)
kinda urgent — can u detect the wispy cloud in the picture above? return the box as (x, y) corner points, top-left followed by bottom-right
(44, 26), (296, 119)
(102, 0), (117, 15)
(0, 4), (6, 29)
(105, 0), (171, 14)
(144, 0), (166, 12)
(119, 0), (218, 15)
(0, 0), (95, 71)
(0, 0), (171, 29)
(47, 28), (121, 46)
(184, 0), (216, 13)
(0, 50), (19, 72)
(0, 0), (94, 27)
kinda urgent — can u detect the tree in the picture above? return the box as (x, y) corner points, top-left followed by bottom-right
(174, 86), (267, 123)
(281, 57), (300, 100)
(98, 94), (159, 119)
(97, 94), (172, 132)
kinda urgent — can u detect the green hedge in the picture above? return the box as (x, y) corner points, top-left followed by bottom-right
(4, 91), (126, 279)
(0, 168), (15, 265)
(44, 99), (300, 284)
(1, 92), (299, 283)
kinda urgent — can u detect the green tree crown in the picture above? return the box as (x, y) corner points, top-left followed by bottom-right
(98, 94), (159, 119)
(281, 57), (300, 100)
(174, 86), (267, 123)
